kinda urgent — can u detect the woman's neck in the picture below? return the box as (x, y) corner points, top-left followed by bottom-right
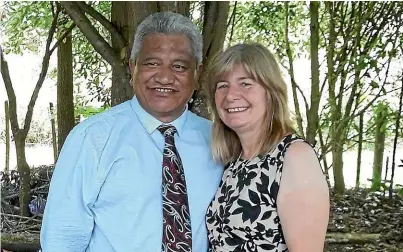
(238, 130), (261, 160)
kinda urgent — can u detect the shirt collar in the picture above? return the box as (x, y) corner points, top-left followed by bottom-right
(130, 95), (188, 137)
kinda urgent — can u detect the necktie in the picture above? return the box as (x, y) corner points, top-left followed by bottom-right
(158, 124), (192, 252)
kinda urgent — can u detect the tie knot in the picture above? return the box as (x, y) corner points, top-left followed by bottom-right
(157, 124), (177, 138)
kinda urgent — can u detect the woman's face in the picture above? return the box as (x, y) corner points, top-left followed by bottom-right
(214, 64), (269, 135)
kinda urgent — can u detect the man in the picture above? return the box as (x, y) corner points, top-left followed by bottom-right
(41, 12), (223, 252)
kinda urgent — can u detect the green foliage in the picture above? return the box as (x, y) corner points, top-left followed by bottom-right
(75, 105), (107, 119)
(2, 1), (53, 54)
(227, 2), (308, 65)
(72, 1), (112, 107)
(2, 1), (112, 107)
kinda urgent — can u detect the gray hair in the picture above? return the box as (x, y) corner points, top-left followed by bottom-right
(130, 11), (203, 64)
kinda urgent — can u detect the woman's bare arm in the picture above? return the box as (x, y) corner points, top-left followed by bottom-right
(277, 141), (330, 252)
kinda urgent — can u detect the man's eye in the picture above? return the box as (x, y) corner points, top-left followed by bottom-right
(173, 64), (187, 71)
(144, 62), (158, 67)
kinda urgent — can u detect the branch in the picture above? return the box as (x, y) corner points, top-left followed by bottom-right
(296, 83), (309, 114)
(350, 34), (397, 121)
(0, 46), (20, 134)
(227, 1), (237, 45)
(285, 2), (304, 137)
(76, 1), (126, 49)
(1, 213), (42, 223)
(49, 24), (77, 54)
(320, 76), (328, 98)
(22, 4), (61, 137)
(60, 1), (123, 71)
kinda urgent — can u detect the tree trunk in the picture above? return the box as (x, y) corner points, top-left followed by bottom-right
(389, 72), (403, 198)
(5, 100), (10, 173)
(307, 1), (320, 145)
(355, 112), (364, 188)
(332, 139), (345, 194)
(190, 1), (230, 118)
(371, 105), (387, 191)
(110, 2), (137, 106)
(325, 2), (345, 194)
(57, 33), (75, 152)
(14, 135), (30, 216)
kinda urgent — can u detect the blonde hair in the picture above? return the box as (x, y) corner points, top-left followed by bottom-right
(206, 43), (295, 164)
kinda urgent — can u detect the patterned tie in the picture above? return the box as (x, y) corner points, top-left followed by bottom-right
(158, 124), (192, 252)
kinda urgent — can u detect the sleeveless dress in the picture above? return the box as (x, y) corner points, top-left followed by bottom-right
(206, 134), (306, 252)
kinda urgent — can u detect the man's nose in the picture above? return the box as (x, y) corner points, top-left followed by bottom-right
(154, 66), (174, 85)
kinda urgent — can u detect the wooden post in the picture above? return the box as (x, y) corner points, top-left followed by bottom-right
(383, 156), (389, 198)
(49, 102), (58, 164)
(5, 100), (10, 174)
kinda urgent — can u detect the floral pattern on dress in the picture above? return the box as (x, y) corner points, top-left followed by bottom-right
(206, 134), (306, 252)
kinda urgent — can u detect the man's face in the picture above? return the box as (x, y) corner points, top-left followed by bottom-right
(131, 33), (197, 123)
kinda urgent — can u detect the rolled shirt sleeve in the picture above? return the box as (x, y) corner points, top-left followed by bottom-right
(41, 127), (97, 252)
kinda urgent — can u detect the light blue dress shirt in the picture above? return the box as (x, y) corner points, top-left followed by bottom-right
(40, 96), (223, 252)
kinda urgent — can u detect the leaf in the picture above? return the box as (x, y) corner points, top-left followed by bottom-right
(260, 243), (276, 250)
(270, 181), (280, 200)
(256, 222), (266, 232)
(261, 210), (272, 220)
(248, 189), (261, 205)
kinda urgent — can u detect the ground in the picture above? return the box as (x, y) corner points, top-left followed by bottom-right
(325, 188), (403, 252)
(1, 167), (403, 251)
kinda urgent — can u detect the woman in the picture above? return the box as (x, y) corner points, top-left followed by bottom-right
(205, 43), (329, 252)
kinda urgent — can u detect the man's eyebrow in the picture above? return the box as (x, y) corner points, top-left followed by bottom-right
(141, 57), (159, 62)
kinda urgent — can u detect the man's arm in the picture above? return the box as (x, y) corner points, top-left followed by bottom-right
(277, 142), (330, 252)
(41, 128), (95, 251)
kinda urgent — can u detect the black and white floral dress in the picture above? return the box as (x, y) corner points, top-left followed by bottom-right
(206, 134), (306, 252)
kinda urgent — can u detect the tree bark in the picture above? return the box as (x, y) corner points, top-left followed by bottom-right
(307, 1), (321, 145)
(5, 100), (10, 174)
(1, 233), (40, 252)
(355, 112), (364, 188)
(14, 135), (30, 216)
(325, 232), (380, 244)
(110, 2), (136, 106)
(332, 139), (346, 193)
(371, 104), (387, 191)
(190, 1), (230, 118)
(57, 32), (75, 152)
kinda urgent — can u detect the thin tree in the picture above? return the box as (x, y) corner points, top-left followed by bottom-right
(0, 4), (74, 215)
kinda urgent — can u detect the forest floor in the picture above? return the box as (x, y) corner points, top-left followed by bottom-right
(325, 188), (403, 252)
(1, 167), (403, 252)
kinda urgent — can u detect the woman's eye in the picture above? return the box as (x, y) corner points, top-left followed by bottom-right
(216, 83), (228, 90)
(241, 82), (252, 87)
